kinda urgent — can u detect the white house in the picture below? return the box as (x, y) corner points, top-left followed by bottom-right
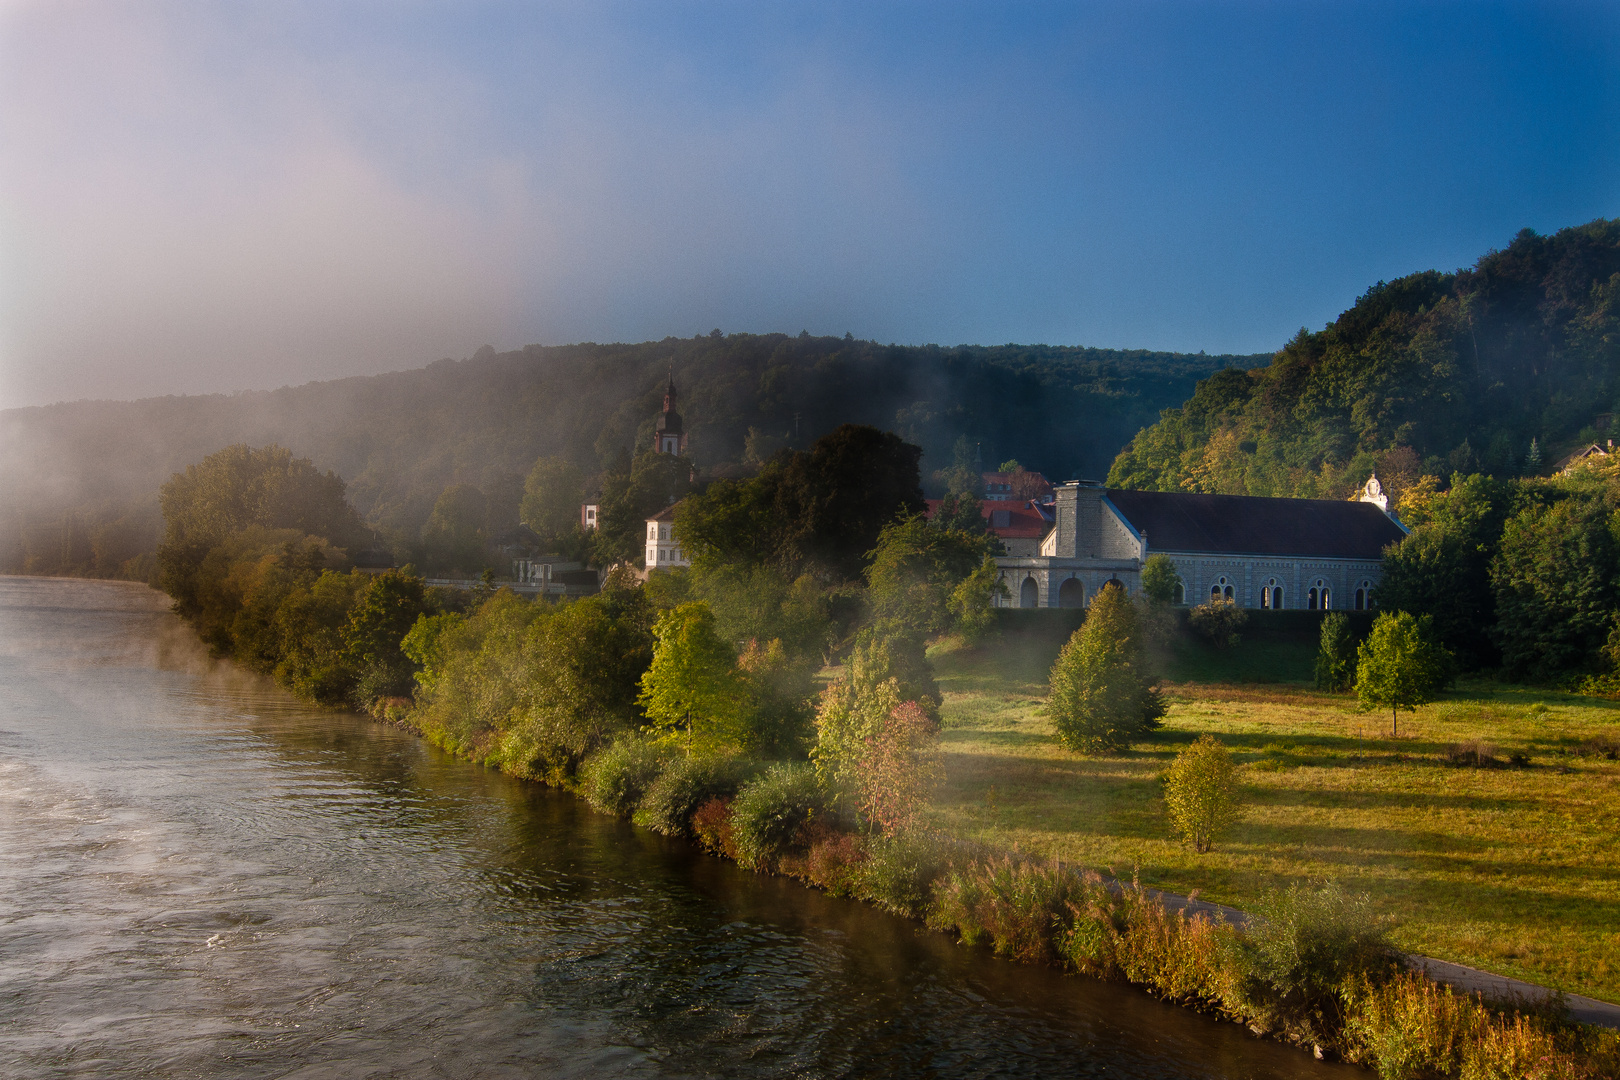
(645, 504), (690, 571)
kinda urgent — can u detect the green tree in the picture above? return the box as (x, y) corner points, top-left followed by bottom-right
(866, 514), (998, 639)
(157, 443), (368, 615)
(1163, 734), (1242, 853)
(519, 456), (584, 547)
(1047, 585), (1166, 753)
(1376, 473), (1510, 669)
(637, 602), (750, 754)
(1139, 553), (1182, 605)
(1314, 612), (1358, 691)
(420, 483), (488, 575)
(1355, 611), (1453, 735)
(1490, 496), (1620, 680)
(931, 493), (987, 534)
(343, 567), (432, 703)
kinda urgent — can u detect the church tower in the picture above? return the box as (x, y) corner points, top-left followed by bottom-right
(653, 372), (686, 455)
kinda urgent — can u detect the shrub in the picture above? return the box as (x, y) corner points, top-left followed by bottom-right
(1047, 585), (1166, 754)
(579, 737), (667, 817)
(1163, 735), (1243, 853)
(1189, 596), (1246, 648)
(730, 762), (827, 869)
(633, 754), (753, 837)
(929, 855), (1087, 966)
(857, 832), (953, 918)
(1140, 553), (1183, 605)
(1109, 884), (1240, 1011)
(690, 796), (737, 858)
(1236, 882), (1395, 1038)
(1315, 611), (1358, 691)
(1445, 741), (1499, 768)
(779, 818), (866, 897)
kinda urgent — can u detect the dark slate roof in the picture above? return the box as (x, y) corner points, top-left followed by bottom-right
(1105, 489), (1406, 560)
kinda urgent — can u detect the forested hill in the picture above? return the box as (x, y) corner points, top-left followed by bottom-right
(1, 335), (1261, 577)
(1108, 219), (1620, 499)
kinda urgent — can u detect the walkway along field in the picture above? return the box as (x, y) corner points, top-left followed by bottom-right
(926, 616), (1620, 1010)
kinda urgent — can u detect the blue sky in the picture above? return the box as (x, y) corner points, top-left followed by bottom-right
(1, 1), (1615, 407)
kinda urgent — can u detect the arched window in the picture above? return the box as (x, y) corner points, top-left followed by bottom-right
(1211, 576), (1233, 601)
(1307, 587), (1318, 610)
(1314, 579), (1332, 610)
(1057, 577), (1084, 609)
(1172, 581), (1185, 605)
(1354, 579), (1372, 610)
(1261, 578), (1282, 609)
(1020, 576), (1039, 609)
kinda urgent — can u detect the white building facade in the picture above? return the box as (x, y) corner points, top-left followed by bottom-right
(645, 504), (690, 571)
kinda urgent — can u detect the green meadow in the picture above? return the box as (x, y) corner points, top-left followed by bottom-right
(926, 615), (1620, 1004)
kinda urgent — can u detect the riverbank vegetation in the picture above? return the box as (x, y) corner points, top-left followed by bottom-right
(147, 435), (1620, 1078)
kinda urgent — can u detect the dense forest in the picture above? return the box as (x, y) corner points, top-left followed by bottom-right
(0, 336), (1258, 578)
(1108, 219), (1620, 504)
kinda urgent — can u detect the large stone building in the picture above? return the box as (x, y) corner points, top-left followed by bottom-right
(994, 477), (1406, 610)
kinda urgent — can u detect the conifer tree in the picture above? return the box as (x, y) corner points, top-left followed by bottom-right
(1047, 585), (1165, 753)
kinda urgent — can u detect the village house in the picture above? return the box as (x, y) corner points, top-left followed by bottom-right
(992, 476), (1406, 610)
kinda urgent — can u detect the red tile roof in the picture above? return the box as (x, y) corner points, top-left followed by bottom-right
(925, 499), (1049, 540)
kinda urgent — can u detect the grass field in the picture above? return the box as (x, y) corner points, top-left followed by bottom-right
(926, 618), (1620, 1004)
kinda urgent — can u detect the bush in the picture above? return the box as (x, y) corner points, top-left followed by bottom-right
(1047, 585), (1166, 754)
(928, 855), (1087, 966)
(633, 754), (753, 837)
(730, 762), (827, 869)
(1236, 882), (1395, 1038)
(1315, 611), (1358, 691)
(1189, 596), (1247, 648)
(1163, 735), (1243, 853)
(779, 819), (866, 897)
(1341, 971), (1620, 1080)
(579, 738), (667, 817)
(690, 796), (737, 858)
(856, 832), (953, 918)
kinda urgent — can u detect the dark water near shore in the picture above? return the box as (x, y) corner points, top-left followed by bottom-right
(0, 577), (1357, 1079)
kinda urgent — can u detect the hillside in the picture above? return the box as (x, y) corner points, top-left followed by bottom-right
(1108, 219), (1620, 501)
(0, 335), (1261, 577)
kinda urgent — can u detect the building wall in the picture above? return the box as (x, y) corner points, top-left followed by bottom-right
(645, 520), (690, 569)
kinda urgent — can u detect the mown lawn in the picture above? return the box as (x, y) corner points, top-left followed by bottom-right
(926, 625), (1620, 1004)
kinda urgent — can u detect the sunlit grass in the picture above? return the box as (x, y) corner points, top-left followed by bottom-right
(926, 629), (1620, 1004)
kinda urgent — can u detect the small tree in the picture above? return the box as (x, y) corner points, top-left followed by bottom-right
(1163, 734), (1241, 853)
(1355, 611), (1453, 736)
(858, 701), (941, 835)
(1139, 554), (1183, 605)
(1188, 595), (1247, 648)
(1048, 585), (1166, 753)
(1313, 612), (1358, 691)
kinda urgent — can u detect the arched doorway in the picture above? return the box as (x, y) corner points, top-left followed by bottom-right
(1057, 577), (1084, 608)
(1020, 576), (1039, 608)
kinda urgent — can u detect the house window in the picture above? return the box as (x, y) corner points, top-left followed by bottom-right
(1211, 576), (1233, 601)
(1172, 581), (1185, 605)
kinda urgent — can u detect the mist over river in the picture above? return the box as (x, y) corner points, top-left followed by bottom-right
(0, 577), (1356, 1079)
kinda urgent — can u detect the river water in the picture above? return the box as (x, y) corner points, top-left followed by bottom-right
(0, 577), (1356, 1079)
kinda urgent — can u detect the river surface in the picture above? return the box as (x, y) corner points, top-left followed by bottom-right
(0, 577), (1358, 1079)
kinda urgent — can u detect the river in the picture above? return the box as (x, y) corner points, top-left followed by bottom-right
(0, 577), (1358, 1078)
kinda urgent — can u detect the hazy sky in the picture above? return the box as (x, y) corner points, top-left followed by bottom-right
(1, 2), (1615, 409)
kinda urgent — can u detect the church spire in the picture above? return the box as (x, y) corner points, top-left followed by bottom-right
(653, 368), (686, 455)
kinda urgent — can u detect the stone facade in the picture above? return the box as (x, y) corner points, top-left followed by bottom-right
(994, 479), (1403, 611)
